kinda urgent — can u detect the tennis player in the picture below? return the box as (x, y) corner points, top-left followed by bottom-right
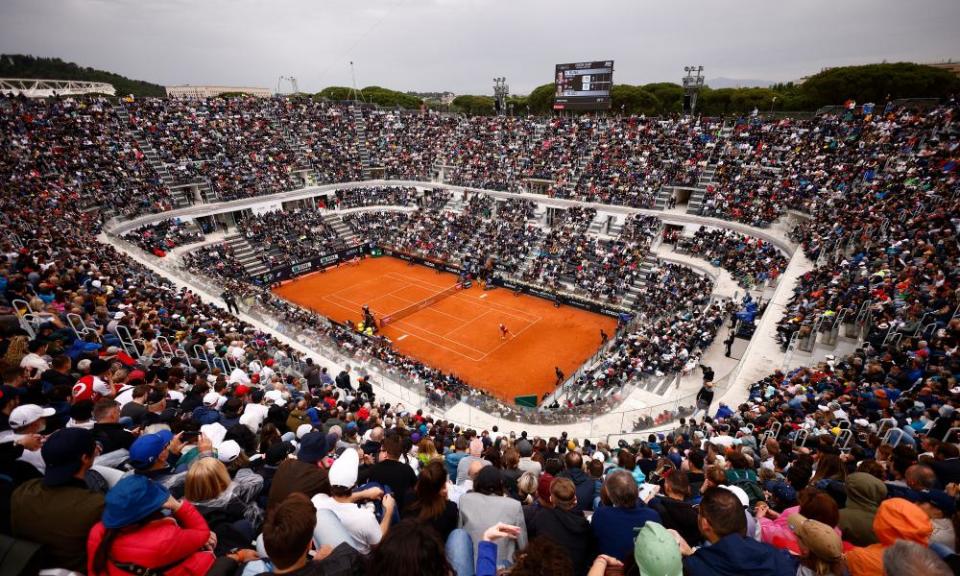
(499, 323), (511, 340)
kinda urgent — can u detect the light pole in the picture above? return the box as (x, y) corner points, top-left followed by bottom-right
(493, 77), (509, 116)
(770, 96), (778, 115)
(682, 66), (705, 116)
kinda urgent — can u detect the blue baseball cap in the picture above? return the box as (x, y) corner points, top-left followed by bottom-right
(103, 475), (170, 529)
(765, 480), (798, 505)
(128, 429), (174, 470)
(918, 490), (957, 515)
(297, 432), (327, 464)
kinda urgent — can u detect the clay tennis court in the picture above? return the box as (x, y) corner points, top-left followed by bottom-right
(273, 256), (618, 402)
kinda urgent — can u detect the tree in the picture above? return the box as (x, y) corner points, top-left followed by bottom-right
(610, 85), (661, 115)
(315, 86), (354, 101)
(452, 95), (495, 115)
(642, 83), (685, 114)
(0, 54), (166, 97)
(798, 63), (960, 109)
(526, 83), (557, 114)
(315, 86), (422, 109)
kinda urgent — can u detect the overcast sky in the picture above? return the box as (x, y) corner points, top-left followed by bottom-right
(1, 0), (959, 95)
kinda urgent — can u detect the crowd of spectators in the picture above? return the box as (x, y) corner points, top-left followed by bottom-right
(525, 207), (660, 304)
(676, 226), (788, 289)
(778, 104), (959, 352)
(121, 219), (205, 257)
(4, 91), (960, 576)
(364, 109), (460, 180)
(126, 97), (300, 201)
(235, 208), (345, 269)
(1, 95), (173, 217)
(335, 186), (417, 209)
(571, 116), (712, 207)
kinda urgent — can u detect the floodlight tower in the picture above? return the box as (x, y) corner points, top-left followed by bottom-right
(276, 76), (300, 95)
(682, 66), (705, 115)
(349, 62), (367, 103)
(493, 77), (509, 116)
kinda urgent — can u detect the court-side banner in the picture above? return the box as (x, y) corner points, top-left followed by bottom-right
(491, 279), (626, 318)
(383, 249), (626, 318)
(256, 244), (366, 284)
(381, 248), (461, 275)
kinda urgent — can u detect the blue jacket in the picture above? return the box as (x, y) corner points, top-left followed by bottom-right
(683, 534), (797, 576)
(559, 468), (597, 512)
(476, 541), (498, 576)
(591, 503), (661, 561)
(445, 451), (467, 482)
(191, 406), (221, 425)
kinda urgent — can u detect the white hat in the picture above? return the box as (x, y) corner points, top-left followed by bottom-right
(113, 311), (125, 320)
(720, 485), (750, 508)
(9, 404), (56, 429)
(297, 424), (314, 439)
(200, 422), (228, 447)
(217, 440), (242, 463)
(328, 448), (359, 488)
(264, 390), (286, 407)
(202, 392), (221, 406)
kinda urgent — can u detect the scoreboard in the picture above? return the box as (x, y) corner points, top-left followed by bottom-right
(554, 60), (614, 111)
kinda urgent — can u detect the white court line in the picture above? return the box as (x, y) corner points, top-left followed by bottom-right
(393, 315), (489, 356)
(474, 317), (541, 361)
(324, 286), (416, 319)
(302, 267), (544, 363)
(443, 309), (491, 339)
(392, 325), (486, 362)
(384, 272), (541, 324)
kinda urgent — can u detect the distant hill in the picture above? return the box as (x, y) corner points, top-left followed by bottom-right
(707, 77), (773, 89)
(0, 54), (166, 97)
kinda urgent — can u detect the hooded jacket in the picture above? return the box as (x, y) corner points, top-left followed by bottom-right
(86, 500), (215, 576)
(683, 533), (797, 576)
(846, 498), (932, 576)
(528, 506), (596, 576)
(191, 405), (221, 426)
(650, 495), (702, 546)
(837, 472), (887, 547)
(559, 468), (597, 512)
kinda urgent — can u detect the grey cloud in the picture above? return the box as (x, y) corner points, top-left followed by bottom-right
(1, 0), (958, 94)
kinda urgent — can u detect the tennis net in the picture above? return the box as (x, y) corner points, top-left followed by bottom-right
(380, 283), (461, 326)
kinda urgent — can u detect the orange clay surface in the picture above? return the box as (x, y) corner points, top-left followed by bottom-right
(273, 256), (617, 402)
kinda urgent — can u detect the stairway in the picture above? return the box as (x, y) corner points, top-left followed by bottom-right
(223, 234), (269, 277)
(699, 164), (718, 186)
(350, 105), (373, 180)
(570, 132), (601, 194)
(197, 181), (219, 204)
(684, 162), (717, 215)
(653, 186), (673, 210)
(686, 187), (707, 215)
(323, 213), (360, 245)
(269, 115), (320, 185)
(115, 105), (191, 208)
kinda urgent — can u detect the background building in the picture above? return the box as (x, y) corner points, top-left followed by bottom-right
(166, 84), (272, 98)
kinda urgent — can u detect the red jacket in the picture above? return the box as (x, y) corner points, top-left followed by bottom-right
(87, 500), (215, 576)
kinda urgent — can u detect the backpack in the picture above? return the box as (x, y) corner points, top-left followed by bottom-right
(727, 470), (765, 509)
